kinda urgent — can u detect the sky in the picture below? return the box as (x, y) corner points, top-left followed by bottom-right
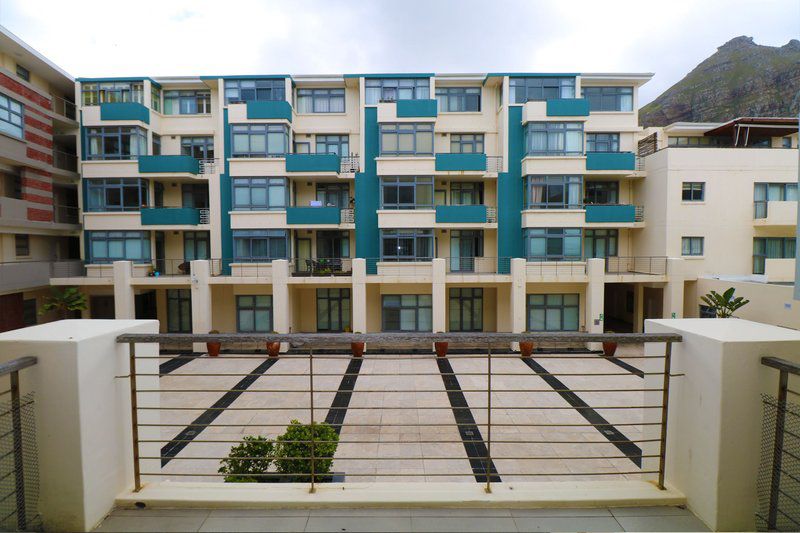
(0, 0), (797, 105)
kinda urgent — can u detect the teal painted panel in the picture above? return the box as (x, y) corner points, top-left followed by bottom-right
(546, 98), (590, 117)
(138, 155), (199, 174)
(245, 100), (293, 122)
(586, 152), (636, 170)
(496, 106), (524, 273)
(396, 99), (438, 118)
(285, 153), (340, 172)
(220, 108), (233, 274)
(140, 208), (200, 225)
(435, 153), (487, 171)
(344, 73), (433, 79)
(585, 204), (636, 223)
(435, 205), (487, 224)
(286, 207), (340, 225)
(99, 102), (150, 124)
(355, 107), (380, 274)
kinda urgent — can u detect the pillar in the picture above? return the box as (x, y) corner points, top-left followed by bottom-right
(271, 259), (290, 352)
(351, 258), (367, 334)
(432, 258), (446, 334)
(585, 258), (605, 350)
(190, 260), (212, 353)
(112, 261), (135, 319)
(663, 257), (686, 320)
(510, 258), (526, 350)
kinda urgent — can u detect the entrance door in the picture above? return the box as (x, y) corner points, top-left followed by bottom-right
(450, 230), (483, 272)
(90, 295), (115, 319)
(166, 289), (192, 333)
(449, 288), (483, 332)
(154, 231), (165, 273)
(316, 231), (349, 274)
(316, 288), (351, 332)
(585, 229), (618, 259)
(135, 290), (157, 319)
(295, 238), (312, 274)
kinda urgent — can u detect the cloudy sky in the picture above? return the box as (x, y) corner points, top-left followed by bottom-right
(0, 0), (797, 105)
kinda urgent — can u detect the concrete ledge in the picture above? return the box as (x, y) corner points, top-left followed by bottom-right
(116, 481), (685, 509)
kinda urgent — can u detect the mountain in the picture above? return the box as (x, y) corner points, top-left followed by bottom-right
(639, 36), (800, 127)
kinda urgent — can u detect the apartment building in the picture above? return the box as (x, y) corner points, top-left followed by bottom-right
(0, 26), (80, 331)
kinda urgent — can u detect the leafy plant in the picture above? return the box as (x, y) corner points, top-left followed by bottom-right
(40, 287), (88, 319)
(700, 287), (750, 318)
(218, 435), (275, 483)
(274, 420), (339, 482)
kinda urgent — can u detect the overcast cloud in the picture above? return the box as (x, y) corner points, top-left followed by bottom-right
(0, 0), (797, 105)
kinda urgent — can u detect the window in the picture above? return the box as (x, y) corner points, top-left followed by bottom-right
(232, 178), (287, 210)
(381, 176), (434, 209)
(81, 81), (144, 106)
(586, 133), (619, 152)
(450, 182), (483, 205)
(297, 88), (345, 113)
(233, 230), (288, 262)
(449, 288), (483, 332)
(584, 181), (618, 204)
(510, 77), (575, 104)
(236, 295), (273, 333)
(183, 231), (209, 261)
(381, 295), (432, 332)
(163, 90), (211, 115)
(450, 134), (484, 154)
(682, 182), (705, 202)
(231, 124), (289, 158)
(22, 299), (36, 327)
(584, 229), (618, 258)
(152, 133), (161, 156)
(166, 289), (191, 333)
(150, 85), (161, 112)
(582, 87), (633, 112)
(525, 122), (583, 156)
(316, 183), (349, 208)
(224, 79), (285, 104)
(381, 229), (434, 261)
(753, 237), (796, 274)
(14, 234), (29, 256)
(364, 78), (430, 104)
(316, 135), (349, 156)
(527, 294), (579, 331)
(15, 65), (29, 82)
(668, 136), (730, 147)
(86, 178), (148, 211)
(182, 184), (209, 209)
(681, 237), (704, 256)
(86, 126), (148, 160)
(87, 231), (151, 263)
(317, 288), (351, 332)
(181, 136), (215, 159)
(524, 228), (582, 261)
(754, 182), (799, 218)
(525, 175), (582, 209)
(783, 137), (793, 149)
(380, 123), (434, 156)
(436, 87), (481, 112)
(0, 93), (24, 139)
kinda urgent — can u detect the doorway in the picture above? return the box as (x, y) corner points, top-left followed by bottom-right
(449, 230), (483, 272)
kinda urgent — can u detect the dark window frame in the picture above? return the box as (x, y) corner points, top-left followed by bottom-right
(236, 295), (274, 333)
(526, 293), (580, 332)
(436, 87), (481, 112)
(381, 294), (433, 332)
(232, 230), (289, 262)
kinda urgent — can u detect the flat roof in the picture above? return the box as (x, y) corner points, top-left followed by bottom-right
(0, 24), (74, 95)
(704, 117), (799, 137)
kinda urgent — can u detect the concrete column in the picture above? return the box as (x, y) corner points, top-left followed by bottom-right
(634, 284), (645, 333)
(351, 258), (367, 334)
(271, 259), (290, 352)
(112, 261), (135, 319)
(190, 260), (212, 353)
(432, 258), (446, 333)
(663, 258), (686, 320)
(585, 258), (605, 350)
(510, 258), (526, 350)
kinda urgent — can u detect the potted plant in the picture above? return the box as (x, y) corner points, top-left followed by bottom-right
(274, 420), (340, 482)
(206, 330), (221, 357)
(348, 328), (364, 357)
(266, 332), (281, 357)
(519, 340), (535, 357)
(218, 435), (275, 483)
(434, 333), (448, 358)
(602, 330), (618, 357)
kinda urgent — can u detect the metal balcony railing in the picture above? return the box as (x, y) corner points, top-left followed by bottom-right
(525, 260), (587, 276)
(486, 156), (503, 173)
(292, 257), (353, 277)
(605, 256), (667, 276)
(54, 204), (79, 225)
(634, 205), (644, 222)
(444, 257), (510, 274)
(340, 155), (360, 173)
(50, 94), (76, 121)
(486, 206), (497, 223)
(198, 159), (220, 174)
(199, 208), (210, 225)
(339, 208), (354, 224)
(52, 150), (77, 172)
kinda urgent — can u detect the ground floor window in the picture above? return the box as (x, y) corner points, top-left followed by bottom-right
(527, 293), (579, 331)
(22, 299), (36, 326)
(317, 288), (351, 332)
(449, 288), (483, 332)
(166, 289), (192, 333)
(236, 295), (273, 333)
(699, 305), (716, 318)
(584, 229), (618, 259)
(382, 294), (432, 332)
(524, 228), (582, 261)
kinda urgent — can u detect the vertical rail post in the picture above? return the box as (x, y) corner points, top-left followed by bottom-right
(10, 371), (26, 531)
(767, 369), (789, 530)
(657, 340), (673, 490)
(309, 348), (316, 494)
(128, 342), (142, 492)
(485, 342), (492, 493)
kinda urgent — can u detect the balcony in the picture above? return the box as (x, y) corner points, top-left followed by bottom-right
(396, 98), (438, 118)
(50, 94), (77, 122)
(138, 155), (199, 174)
(546, 98), (590, 117)
(764, 258), (795, 282)
(435, 204), (490, 224)
(285, 206), (341, 225)
(585, 151), (636, 171)
(585, 204), (643, 224)
(52, 149), (78, 173)
(754, 200), (797, 229)
(140, 207), (206, 226)
(99, 102), (150, 124)
(292, 257), (353, 277)
(435, 153), (487, 172)
(605, 256), (667, 276)
(245, 100), (293, 121)
(0, 260), (81, 292)
(285, 153), (340, 173)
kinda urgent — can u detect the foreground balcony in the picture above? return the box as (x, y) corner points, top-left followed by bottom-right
(138, 155), (200, 174)
(585, 151), (637, 171)
(754, 200), (797, 229)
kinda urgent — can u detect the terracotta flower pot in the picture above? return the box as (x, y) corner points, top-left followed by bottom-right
(602, 341), (618, 357)
(434, 341), (449, 358)
(206, 341), (221, 357)
(266, 341), (281, 357)
(519, 341), (535, 357)
(350, 341), (365, 358)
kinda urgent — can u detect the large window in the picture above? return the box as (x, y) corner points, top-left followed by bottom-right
(231, 124), (289, 158)
(365, 78), (430, 104)
(681, 237), (704, 256)
(86, 126), (147, 160)
(316, 135), (349, 156)
(584, 229), (618, 258)
(164, 90), (211, 115)
(232, 178), (287, 210)
(0, 94), (24, 139)
(450, 182), (483, 205)
(81, 81), (144, 106)
(584, 181), (619, 204)
(449, 288), (483, 332)
(450, 134), (484, 154)
(753, 237), (796, 274)
(233, 230), (288, 262)
(381, 229), (434, 261)
(527, 294), (579, 332)
(317, 288), (351, 332)
(150, 85), (161, 112)
(297, 89), (345, 113)
(14, 234), (29, 256)
(525, 122), (583, 156)
(224, 79), (285, 104)
(184, 231), (209, 261)
(379, 123), (434, 156)
(381, 176), (433, 209)
(582, 86), (633, 112)
(510, 77), (575, 104)
(436, 87), (481, 112)
(755, 182), (799, 218)
(236, 295), (273, 333)
(87, 231), (151, 264)
(682, 182), (705, 202)
(524, 228), (582, 261)
(668, 136), (730, 147)
(525, 175), (582, 209)
(381, 295), (432, 332)
(181, 136), (215, 159)
(166, 289), (191, 333)
(586, 133), (619, 152)
(86, 178), (148, 212)
(316, 183), (350, 208)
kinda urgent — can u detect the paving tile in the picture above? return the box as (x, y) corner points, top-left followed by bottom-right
(94, 515), (206, 532)
(510, 508), (613, 517)
(308, 508), (412, 517)
(207, 509), (311, 517)
(609, 506), (692, 517)
(410, 508), (513, 517)
(198, 516), (310, 532)
(513, 516), (622, 532)
(305, 515), (413, 532)
(410, 516), (519, 532)
(614, 514), (710, 532)
(111, 508), (211, 518)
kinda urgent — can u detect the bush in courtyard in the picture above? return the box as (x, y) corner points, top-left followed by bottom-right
(274, 420), (339, 482)
(701, 287), (750, 318)
(218, 435), (274, 482)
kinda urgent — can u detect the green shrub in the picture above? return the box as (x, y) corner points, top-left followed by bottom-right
(274, 420), (339, 482)
(218, 435), (274, 483)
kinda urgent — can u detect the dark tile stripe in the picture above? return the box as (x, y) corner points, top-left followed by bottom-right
(160, 357), (280, 466)
(324, 358), (363, 434)
(599, 355), (644, 378)
(436, 358), (501, 483)
(519, 357), (642, 467)
(159, 353), (202, 375)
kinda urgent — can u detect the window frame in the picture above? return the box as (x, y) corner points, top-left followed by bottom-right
(232, 177), (288, 211)
(316, 288), (351, 332)
(0, 93), (24, 139)
(525, 175), (583, 209)
(85, 178), (149, 212)
(315, 134), (350, 156)
(81, 81), (144, 106)
(364, 78), (430, 105)
(180, 136), (215, 159)
(380, 176), (434, 209)
(166, 289), (192, 333)
(86, 231), (152, 264)
(448, 288), (484, 332)
(582, 86), (633, 112)
(524, 122), (584, 156)
(86, 126), (148, 160)
(380, 228), (434, 262)
(524, 228), (583, 261)
(231, 124), (289, 158)
(14, 234), (29, 257)
(585, 132), (620, 153)
(232, 229), (289, 262)
(681, 182), (705, 202)
(510, 77), (576, 104)
(183, 231), (210, 261)
(15, 65), (29, 82)
(584, 181), (619, 205)
(224, 79), (286, 104)
(526, 293), (580, 332)
(450, 133), (485, 154)
(163, 90), (211, 115)
(379, 123), (434, 156)
(753, 237), (796, 274)
(435, 87), (481, 112)
(681, 236), (704, 257)
(381, 294), (433, 332)
(236, 295), (274, 333)
(296, 88), (346, 114)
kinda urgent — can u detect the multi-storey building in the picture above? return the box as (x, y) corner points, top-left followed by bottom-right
(0, 26), (80, 331)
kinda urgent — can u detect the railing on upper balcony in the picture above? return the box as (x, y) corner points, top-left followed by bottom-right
(636, 155), (645, 171)
(525, 259), (587, 276)
(50, 94), (76, 121)
(486, 206), (497, 223)
(198, 208), (210, 225)
(486, 156), (503, 173)
(340, 208), (354, 224)
(54, 204), (79, 225)
(196, 159), (220, 174)
(444, 257), (510, 274)
(293, 257), (353, 277)
(52, 150), (77, 172)
(634, 205), (644, 222)
(605, 256), (667, 276)
(340, 155), (360, 173)
(210, 259), (275, 278)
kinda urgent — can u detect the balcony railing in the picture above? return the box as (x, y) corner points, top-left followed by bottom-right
(54, 204), (79, 224)
(340, 155), (360, 173)
(605, 256), (667, 276)
(340, 208), (354, 224)
(486, 155), (503, 173)
(50, 94), (76, 121)
(52, 150), (77, 172)
(0, 260), (80, 290)
(584, 204), (643, 223)
(292, 257), (353, 277)
(198, 158), (220, 175)
(444, 257), (510, 274)
(525, 260), (587, 277)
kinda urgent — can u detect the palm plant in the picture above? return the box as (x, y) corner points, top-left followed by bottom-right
(40, 287), (88, 320)
(700, 287), (750, 318)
